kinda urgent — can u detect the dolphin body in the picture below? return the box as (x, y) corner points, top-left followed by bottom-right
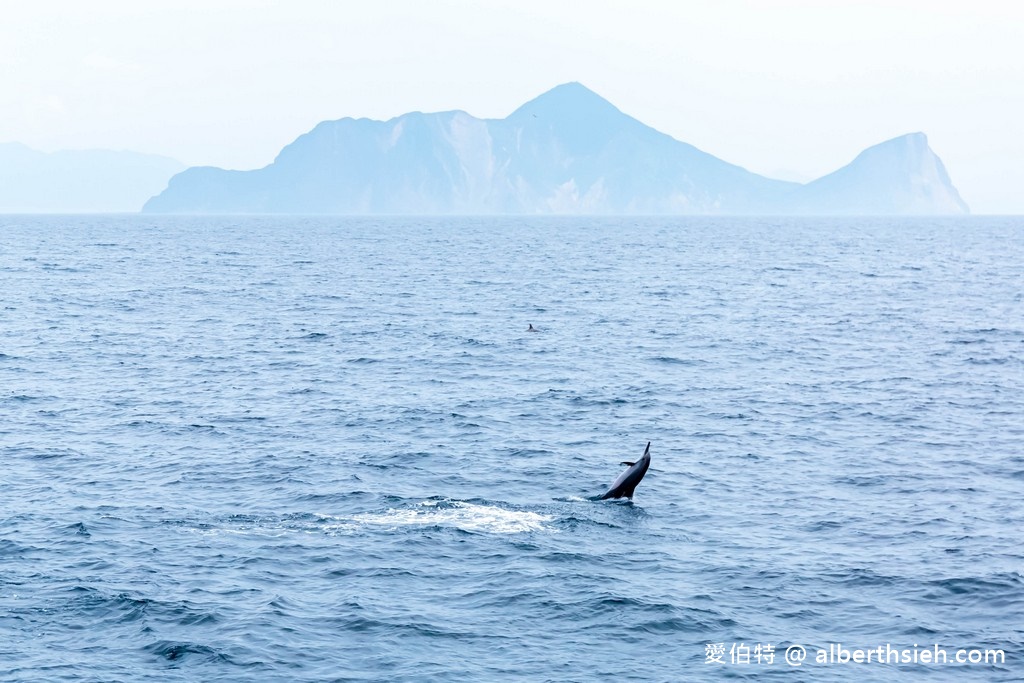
(598, 442), (651, 500)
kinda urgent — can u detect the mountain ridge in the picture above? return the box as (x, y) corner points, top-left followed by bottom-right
(143, 83), (967, 215)
(787, 132), (970, 215)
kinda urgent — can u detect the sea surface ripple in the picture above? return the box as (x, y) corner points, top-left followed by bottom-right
(1, 216), (1022, 681)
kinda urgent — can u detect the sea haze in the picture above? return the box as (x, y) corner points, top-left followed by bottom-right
(1, 216), (1021, 681)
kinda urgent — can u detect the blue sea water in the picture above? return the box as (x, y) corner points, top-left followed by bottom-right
(1, 215), (1022, 681)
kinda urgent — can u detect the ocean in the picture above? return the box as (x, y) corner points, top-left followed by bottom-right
(1, 215), (1021, 681)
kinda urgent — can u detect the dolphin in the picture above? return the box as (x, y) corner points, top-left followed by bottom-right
(598, 442), (651, 500)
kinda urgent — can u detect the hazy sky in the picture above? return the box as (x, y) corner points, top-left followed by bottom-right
(2, 1), (1022, 212)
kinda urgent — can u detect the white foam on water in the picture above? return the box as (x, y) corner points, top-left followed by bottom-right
(182, 502), (554, 538)
(184, 523), (292, 538)
(348, 500), (555, 534)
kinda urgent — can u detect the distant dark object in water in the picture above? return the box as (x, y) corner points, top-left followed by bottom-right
(597, 442), (651, 500)
(527, 324), (539, 332)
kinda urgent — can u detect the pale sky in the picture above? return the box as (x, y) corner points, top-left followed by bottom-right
(2, 0), (1022, 213)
